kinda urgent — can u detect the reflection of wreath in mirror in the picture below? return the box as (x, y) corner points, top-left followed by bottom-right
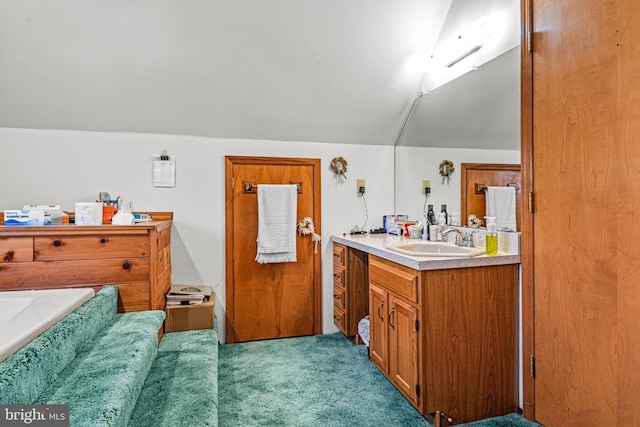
(330, 156), (348, 183)
(439, 160), (455, 184)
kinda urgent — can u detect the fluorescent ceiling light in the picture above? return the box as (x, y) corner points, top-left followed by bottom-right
(427, 16), (491, 69)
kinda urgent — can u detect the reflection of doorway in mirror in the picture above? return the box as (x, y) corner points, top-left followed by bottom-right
(460, 163), (521, 231)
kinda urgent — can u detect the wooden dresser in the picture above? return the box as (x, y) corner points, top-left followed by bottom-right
(0, 214), (172, 313)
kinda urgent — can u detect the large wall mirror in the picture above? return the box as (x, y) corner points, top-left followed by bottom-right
(393, 11), (521, 222)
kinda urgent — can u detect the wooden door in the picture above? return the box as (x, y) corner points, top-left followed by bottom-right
(388, 295), (419, 406)
(460, 163), (521, 231)
(528, 0), (621, 425)
(225, 156), (322, 343)
(368, 283), (388, 374)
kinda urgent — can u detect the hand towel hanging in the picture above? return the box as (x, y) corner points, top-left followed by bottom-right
(485, 186), (517, 232)
(255, 184), (297, 264)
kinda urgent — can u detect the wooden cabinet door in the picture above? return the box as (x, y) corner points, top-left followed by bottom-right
(368, 283), (388, 375)
(388, 295), (419, 406)
(530, 1), (620, 425)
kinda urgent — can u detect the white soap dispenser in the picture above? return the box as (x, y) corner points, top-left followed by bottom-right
(111, 199), (135, 225)
(485, 216), (498, 256)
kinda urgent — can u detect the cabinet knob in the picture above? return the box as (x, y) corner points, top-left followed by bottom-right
(122, 262), (131, 270)
(100, 238), (107, 244)
(53, 240), (62, 247)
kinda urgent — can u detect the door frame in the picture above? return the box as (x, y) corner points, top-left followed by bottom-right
(520, 0), (535, 420)
(460, 162), (522, 231)
(224, 156), (323, 343)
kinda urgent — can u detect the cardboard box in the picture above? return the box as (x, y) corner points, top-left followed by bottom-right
(3, 210), (45, 226)
(165, 297), (214, 333)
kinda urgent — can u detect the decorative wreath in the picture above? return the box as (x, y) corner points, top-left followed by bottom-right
(439, 160), (455, 184)
(330, 156), (348, 183)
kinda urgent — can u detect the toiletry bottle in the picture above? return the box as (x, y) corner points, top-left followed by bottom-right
(427, 204), (436, 226)
(436, 213), (446, 241)
(485, 216), (498, 256)
(441, 204), (449, 225)
(429, 214), (440, 241)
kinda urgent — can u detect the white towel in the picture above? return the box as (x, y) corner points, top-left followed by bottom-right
(486, 186), (517, 232)
(255, 184), (297, 264)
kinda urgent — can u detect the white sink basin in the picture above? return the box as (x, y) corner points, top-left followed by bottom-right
(386, 241), (485, 258)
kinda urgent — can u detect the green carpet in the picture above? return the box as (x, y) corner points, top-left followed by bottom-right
(130, 328), (219, 427)
(219, 333), (540, 427)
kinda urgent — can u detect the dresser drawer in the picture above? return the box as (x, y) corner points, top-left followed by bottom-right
(333, 266), (345, 288)
(369, 256), (418, 303)
(333, 243), (346, 267)
(0, 258), (151, 288)
(35, 235), (150, 261)
(0, 237), (33, 263)
(333, 285), (346, 311)
(333, 307), (346, 332)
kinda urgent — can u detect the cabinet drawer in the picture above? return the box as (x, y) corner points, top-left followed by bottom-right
(333, 266), (345, 287)
(369, 256), (418, 303)
(0, 237), (33, 263)
(333, 285), (346, 311)
(35, 235), (150, 261)
(333, 243), (346, 267)
(0, 258), (151, 288)
(333, 307), (346, 332)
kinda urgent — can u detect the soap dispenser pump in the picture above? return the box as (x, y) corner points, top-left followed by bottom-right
(485, 216), (498, 256)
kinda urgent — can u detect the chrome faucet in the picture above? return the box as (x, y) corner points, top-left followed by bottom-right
(442, 228), (476, 247)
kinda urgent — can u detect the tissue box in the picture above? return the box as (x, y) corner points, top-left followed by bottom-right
(75, 202), (103, 226)
(3, 210), (45, 226)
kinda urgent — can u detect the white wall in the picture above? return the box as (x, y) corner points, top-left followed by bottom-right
(0, 127), (394, 342)
(394, 145), (520, 221)
(1, 127), (520, 344)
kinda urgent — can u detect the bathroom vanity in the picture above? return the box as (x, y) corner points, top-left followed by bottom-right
(332, 233), (520, 426)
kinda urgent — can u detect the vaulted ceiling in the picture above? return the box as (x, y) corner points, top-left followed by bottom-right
(0, 0), (519, 148)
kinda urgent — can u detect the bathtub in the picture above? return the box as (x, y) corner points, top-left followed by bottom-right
(0, 288), (95, 363)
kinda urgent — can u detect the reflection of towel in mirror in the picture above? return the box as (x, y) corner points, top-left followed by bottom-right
(255, 184), (297, 264)
(486, 186), (516, 231)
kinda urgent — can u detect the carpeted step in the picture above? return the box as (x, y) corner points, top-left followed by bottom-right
(37, 310), (166, 427)
(129, 328), (219, 427)
(0, 286), (118, 404)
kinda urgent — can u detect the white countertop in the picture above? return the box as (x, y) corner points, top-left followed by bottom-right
(331, 233), (521, 271)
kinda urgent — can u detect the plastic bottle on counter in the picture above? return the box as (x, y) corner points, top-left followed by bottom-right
(441, 204), (448, 225)
(436, 213), (446, 241)
(485, 216), (498, 256)
(426, 204), (436, 226)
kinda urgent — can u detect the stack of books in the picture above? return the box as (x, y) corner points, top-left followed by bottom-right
(166, 285), (213, 306)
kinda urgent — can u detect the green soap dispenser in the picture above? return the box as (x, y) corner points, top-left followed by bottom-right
(485, 216), (498, 256)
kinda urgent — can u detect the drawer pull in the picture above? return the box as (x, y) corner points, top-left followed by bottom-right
(100, 238), (107, 244)
(53, 240), (62, 247)
(122, 262), (132, 270)
(333, 294), (340, 300)
(377, 301), (385, 321)
(334, 315), (341, 321)
(333, 253), (340, 258)
(333, 273), (339, 279)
